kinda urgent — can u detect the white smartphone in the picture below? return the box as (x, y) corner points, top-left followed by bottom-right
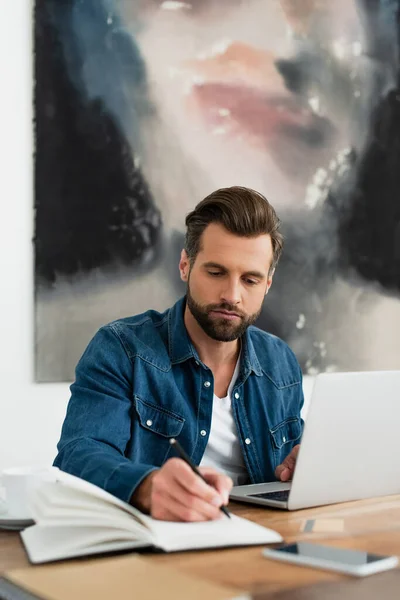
(262, 542), (399, 577)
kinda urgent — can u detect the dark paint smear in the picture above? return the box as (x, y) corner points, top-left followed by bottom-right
(338, 88), (400, 290)
(34, 0), (162, 284)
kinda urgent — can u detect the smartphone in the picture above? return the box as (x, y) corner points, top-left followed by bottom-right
(262, 542), (399, 577)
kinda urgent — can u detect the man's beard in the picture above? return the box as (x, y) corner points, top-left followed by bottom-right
(186, 286), (262, 342)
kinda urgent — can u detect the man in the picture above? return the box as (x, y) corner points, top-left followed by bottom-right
(54, 186), (303, 522)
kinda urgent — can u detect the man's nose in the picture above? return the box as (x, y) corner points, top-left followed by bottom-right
(220, 279), (241, 306)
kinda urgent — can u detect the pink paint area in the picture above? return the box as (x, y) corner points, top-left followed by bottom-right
(180, 41), (331, 151)
(187, 83), (319, 147)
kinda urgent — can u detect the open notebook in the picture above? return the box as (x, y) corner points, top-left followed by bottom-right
(21, 471), (282, 563)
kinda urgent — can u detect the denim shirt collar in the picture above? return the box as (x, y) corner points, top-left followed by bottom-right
(168, 296), (196, 365)
(168, 296), (262, 376)
(242, 327), (263, 377)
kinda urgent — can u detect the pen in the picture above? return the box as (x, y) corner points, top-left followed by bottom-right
(169, 438), (231, 519)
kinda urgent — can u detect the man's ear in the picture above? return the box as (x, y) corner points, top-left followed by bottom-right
(179, 249), (190, 282)
(265, 267), (275, 295)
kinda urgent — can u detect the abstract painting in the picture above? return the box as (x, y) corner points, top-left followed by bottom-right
(35, 0), (400, 381)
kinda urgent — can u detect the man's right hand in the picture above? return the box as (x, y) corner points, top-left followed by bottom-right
(131, 458), (233, 522)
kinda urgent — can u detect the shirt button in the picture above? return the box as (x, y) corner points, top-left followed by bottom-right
(200, 430), (207, 437)
(195, 360), (199, 366)
(204, 381), (211, 388)
(283, 436), (286, 443)
(245, 438), (251, 445)
(146, 420), (153, 427)
(234, 392), (240, 399)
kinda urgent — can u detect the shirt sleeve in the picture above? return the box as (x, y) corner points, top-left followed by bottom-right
(53, 325), (157, 503)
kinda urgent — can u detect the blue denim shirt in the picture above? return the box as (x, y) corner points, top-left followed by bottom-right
(54, 296), (304, 503)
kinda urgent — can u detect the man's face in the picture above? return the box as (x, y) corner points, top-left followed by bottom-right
(180, 223), (274, 341)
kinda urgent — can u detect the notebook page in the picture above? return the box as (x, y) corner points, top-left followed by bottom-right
(139, 513), (282, 552)
(31, 472), (151, 530)
(32, 485), (150, 538)
(21, 525), (152, 563)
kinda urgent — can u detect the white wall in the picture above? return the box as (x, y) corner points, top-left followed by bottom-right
(0, 0), (70, 471)
(0, 1), (314, 472)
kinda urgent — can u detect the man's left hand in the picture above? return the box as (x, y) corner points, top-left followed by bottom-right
(275, 444), (300, 481)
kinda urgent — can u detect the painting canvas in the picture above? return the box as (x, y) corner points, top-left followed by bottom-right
(34, 0), (400, 382)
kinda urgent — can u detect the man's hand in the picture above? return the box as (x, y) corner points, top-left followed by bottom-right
(275, 444), (300, 481)
(131, 458), (233, 521)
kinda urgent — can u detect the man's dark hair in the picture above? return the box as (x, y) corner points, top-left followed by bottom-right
(185, 186), (283, 270)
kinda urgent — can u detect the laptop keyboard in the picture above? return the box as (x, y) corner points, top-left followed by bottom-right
(248, 489), (290, 502)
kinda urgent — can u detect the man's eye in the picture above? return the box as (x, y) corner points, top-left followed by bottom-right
(245, 278), (258, 285)
(208, 271), (222, 277)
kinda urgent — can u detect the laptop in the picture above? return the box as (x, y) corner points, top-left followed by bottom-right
(230, 370), (400, 510)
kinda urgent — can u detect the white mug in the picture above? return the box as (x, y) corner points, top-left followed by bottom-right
(0, 465), (59, 519)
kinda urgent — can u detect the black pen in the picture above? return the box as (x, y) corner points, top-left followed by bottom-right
(169, 438), (231, 519)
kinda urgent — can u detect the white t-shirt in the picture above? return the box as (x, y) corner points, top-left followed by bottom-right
(199, 358), (248, 485)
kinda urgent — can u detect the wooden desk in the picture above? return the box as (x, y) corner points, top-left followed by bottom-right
(1, 495), (400, 597)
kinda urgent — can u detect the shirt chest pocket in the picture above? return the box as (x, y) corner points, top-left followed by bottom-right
(270, 417), (302, 466)
(133, 396), (186, 466)
(134, 396), (185, 438)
